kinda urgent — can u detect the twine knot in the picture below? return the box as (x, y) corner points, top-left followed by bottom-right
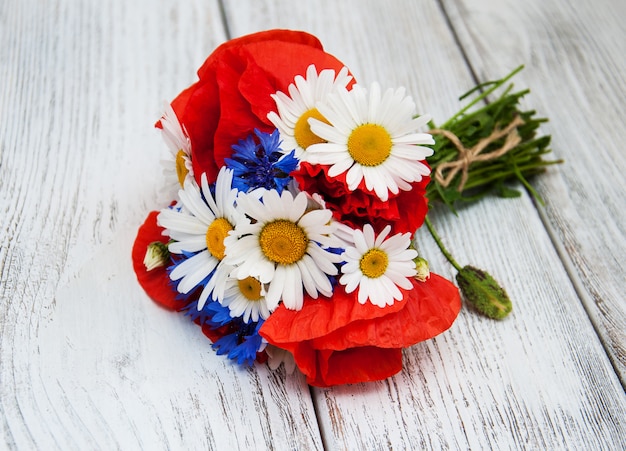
(430, 115), (525, 191)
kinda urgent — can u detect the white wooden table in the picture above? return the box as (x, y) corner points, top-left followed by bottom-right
(1, 0), (625, 449)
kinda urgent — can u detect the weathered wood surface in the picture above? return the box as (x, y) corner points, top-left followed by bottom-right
(224, 0), (626, 449)
(444, 0), (626, 387)
(0, 1), (321, 449)
(1, 0), (625, 449)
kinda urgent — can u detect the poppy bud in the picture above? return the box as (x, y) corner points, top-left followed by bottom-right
(456, 265), (512, 319)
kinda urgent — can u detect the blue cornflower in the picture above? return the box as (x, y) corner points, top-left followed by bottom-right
(180, 296), (232, 327)
(180, 300), (212, 324)
(202, 300), (234, 327)
(211, 319), (266, 366)
(228, 321), (266, 365)
(225, 129), (299, 193)
(213, 332), (240, 357)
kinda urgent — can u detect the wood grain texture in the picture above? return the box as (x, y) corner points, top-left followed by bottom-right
(224, 0), (626, 449)
(0, 1), (322, 449)
(442, 0), (626, 383)
(2, 0), (625, 449)
(47, 230), (322, 450)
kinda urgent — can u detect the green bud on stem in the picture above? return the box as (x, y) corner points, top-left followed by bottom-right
(456, 265), (512, 319)
(413, 256), (431, 282)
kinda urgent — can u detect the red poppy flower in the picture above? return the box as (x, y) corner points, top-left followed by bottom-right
(168, 30), (351, 185)
(259, 274), (461, 387)
(294, 162), (430, 234)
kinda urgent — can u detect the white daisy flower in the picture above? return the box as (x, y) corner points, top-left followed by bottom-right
(306, 83), (434, 201)
(339, 224), (418, 308)
(267, 64), (352, 160)
(224, 189), (341, 311)
(160, 103), (193, 190)
(157, 167), (241, 309)
(221, 275), (272, 323)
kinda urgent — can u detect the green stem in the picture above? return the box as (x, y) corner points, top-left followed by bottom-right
(424, 215), (463, 272)
(439, 65), (524, 129)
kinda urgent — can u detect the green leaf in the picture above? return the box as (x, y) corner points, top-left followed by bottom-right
(496, 183), (522, 198)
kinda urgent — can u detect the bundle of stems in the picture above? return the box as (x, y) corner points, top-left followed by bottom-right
(422, 66), (562, 319)
(426, 65), (561, 211)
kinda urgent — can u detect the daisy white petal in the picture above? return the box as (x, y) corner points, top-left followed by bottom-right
(267, 64), (352, 159)
(266, 345), (297, 374)
(374, 225), (392, 247)
(221, 275), (273, 323)
(170, 251), (217, 294)
(225, 190), (340, 310)
(296, 256), (318, 298)
(306, 82), (433, 201)
(159, 104), (194, 196)
(168, 236), (207, 254)
(297, 208), (333, 231)
(157, 168), (243, 308)
(339, 224), (418, 307)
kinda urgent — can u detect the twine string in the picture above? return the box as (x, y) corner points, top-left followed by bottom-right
(430, 115), (525, 191)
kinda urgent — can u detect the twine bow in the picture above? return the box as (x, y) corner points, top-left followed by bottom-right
(430, 115), (525, 191)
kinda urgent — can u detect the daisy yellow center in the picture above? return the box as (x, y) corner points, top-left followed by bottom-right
(294, 108), (329, 150)
(347, 124), (393, 166)
(175, 150), (189, 187)
(259, 220), (308, 265)
(206, 217), (233, 260)
(360, 248), (389, 278)
(238, 277), (263, 301)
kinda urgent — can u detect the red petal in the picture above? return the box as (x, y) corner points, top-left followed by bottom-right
(185, 79), (222, 184)
(197, 30), (325, 80)
(173, 31), (353, 185)
(131, 211), (181, 310)
(279, 343), (403, 387)
(295, 163), (430, 234)
(311, 275), (461, 350)
(261, 286), (401, 344)
(210, 41), (352, 172)
(261, 274), (459, 347)
(259, 274), (461, 386)
(314, 347), (403, 387)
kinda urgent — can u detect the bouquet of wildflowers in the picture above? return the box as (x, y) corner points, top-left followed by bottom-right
(133, 30), (553, 386)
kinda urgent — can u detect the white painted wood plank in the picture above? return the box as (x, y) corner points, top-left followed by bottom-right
(223, 0), (626, 449)
(48, 229), (321, 450)
(3, 0), (624, 448)
(442, 0), (626, 384)
(0, 1), (322, 449)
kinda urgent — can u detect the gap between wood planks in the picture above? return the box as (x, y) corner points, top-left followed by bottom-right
(218, 0), (233, 41)
(309, 386), (330, 451)
(434, 0), (625, 389)
(219, 0), (624, 414)
(216, 4), (333, 446)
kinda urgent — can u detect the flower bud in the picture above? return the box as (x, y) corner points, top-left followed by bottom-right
(143, 241), (170, 271)
(265, 345), (297, 374)
(413, 257), (431, 282)
(456, 265), (512, 319)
